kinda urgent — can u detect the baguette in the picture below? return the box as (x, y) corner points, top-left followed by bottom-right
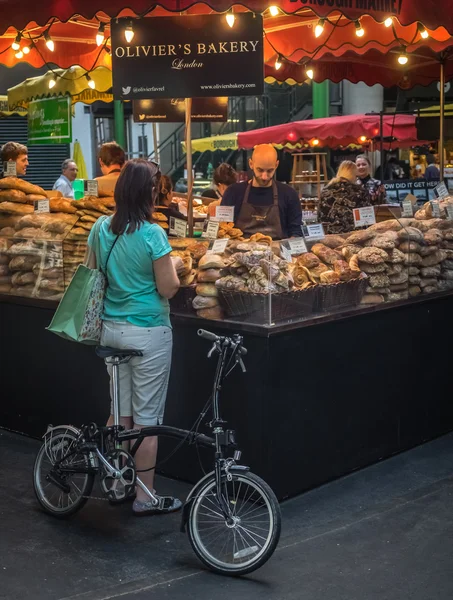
(0, 177), (46, 196)
(49, 198), (77, 214)
(0, 201), (34, 215)
(0, 189), (27, 203)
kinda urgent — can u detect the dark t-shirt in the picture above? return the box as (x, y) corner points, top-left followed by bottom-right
(221, 181), (302, 238)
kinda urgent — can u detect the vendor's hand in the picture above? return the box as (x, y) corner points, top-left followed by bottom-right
(170, 255), (185, 275)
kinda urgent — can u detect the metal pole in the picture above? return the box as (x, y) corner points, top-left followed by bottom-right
(380, 111), (384, 179)
(440, 60), (445, 179)
(113, 100), (126, 149)
(312, 81), (330, 119)
(152, 123), (159, 164)
(185, 98), (194, 238)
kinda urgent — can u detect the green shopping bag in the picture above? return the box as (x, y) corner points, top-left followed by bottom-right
(47, 216), (117, 344)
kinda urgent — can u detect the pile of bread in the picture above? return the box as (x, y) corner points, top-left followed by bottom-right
(169, 238), (210, 287)
(192, 254), (225, 320)
(151, 211), (168, 229)
(217, 222), (244, 240)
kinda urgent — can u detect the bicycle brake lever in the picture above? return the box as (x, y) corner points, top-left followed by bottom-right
(207, 343), (217, 358)
(238, 357), (247, 373)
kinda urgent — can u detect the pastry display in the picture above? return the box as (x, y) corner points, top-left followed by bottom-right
(192, 254), (225, 319)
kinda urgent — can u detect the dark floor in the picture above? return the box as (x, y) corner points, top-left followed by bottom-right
(1, 429), (453, 600)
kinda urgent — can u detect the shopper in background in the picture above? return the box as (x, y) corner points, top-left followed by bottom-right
(319, 160), (371, 234)
(356, 155), (386, 204)
(424, 154), (441, 181)
(221, 145), (302, 239)
(202, 163), (238, 202)
(95, 141), (126, 196)
(87, 159), (181, 516)
(53, 159), (78, 198)
(157, 174), (173, 207)
(1, 142), (29, 177)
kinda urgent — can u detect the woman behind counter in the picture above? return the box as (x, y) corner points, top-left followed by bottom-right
(201, 163), (238, 203)
(319, 160), (371, 234)
(356, 154), (386, 204)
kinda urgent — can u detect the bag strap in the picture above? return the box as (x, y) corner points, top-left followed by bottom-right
(102, 233), (120, 281)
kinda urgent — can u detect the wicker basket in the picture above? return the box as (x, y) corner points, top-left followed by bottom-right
(218, 288), (316, 324)
(170, 285), (197, 314)
(316, 277), (367, 313)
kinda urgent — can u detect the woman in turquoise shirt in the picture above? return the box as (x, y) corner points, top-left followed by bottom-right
(87, 159), (180, 516)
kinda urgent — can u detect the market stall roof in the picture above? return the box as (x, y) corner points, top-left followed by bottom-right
(0, 95), (27, 117)
(1, 1), (452, 33)
(237, 114), (428, 150)
(7, 66), (113, 109)
(182, 133), (238, 154)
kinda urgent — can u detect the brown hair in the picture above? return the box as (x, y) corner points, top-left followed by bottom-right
(328, 160), (358, 186)
(111, 159), (161, 235)
(158, 174), (173, 206)
(213, 163), (238, 187)
(1, 141), (27, 162)
(99, 142), (126, 167)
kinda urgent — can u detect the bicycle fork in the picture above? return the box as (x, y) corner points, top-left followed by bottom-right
(110, 359), (160, 507)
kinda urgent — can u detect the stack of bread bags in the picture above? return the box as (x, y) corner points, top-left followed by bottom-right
(0, 178), (78, 298)
(193, 254), (225, 319)
(67, 196), (114, 282)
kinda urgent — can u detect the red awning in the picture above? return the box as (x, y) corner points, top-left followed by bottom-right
(237, 114), (426, 150)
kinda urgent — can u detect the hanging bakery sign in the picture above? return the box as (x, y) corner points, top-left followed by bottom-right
(285, 0), (403, 20)
(133, 97), (228, 123)
(111, 13), (264, 100)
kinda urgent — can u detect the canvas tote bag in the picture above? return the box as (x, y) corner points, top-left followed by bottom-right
(47, 216), (118, 344)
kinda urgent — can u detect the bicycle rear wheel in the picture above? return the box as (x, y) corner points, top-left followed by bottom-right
(187, 471), (281, 576)
(33, 426), (94, 518)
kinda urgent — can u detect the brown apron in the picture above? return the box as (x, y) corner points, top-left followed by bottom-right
(236, 180), (284, 240)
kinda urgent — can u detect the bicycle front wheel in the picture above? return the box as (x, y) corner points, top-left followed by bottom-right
(33, 426), (94, 518)
(187, 471), (281, 576)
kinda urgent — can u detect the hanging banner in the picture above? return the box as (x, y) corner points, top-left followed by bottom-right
(111, 13), (264, 99)
(383, 179), (439, 204)
(28, 97), (72, 145)
(133, 97), (228, 123)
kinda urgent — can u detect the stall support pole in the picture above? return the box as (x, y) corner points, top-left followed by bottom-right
(114, 100), (126, 150)
(379, 111), (384, 178)
(185, 98), (194, 238)
(440, 60), (446, 179)
(152, 123), (159, 165)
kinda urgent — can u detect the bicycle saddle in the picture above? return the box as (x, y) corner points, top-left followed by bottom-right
(95, 346), (144, 359)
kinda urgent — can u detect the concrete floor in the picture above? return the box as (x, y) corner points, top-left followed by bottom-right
(1, 428), (453, 600)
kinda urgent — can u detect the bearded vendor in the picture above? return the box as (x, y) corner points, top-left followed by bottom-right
(220, 144), (302, 240)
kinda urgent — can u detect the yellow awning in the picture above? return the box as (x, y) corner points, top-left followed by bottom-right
(182, 133), (238, 153)
(8, 66), (113, 110)
(0, 95), (27, 116)
(420, 103), (453, 117)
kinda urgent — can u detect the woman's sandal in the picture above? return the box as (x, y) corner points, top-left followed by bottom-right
(132, 495), (183, 516)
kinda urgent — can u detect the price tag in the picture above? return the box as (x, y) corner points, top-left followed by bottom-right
(34, 199), (50, 213)
(169, 217), (187, 238)
(353, 206), (376, 228)
(3, 161), (16, 176)
(286, 238), (308, 255)
(201, 219), (220, 240)
(435, 181), (449, 199)
(401, 200), (413, 218)
(215, 205), (235, 222)
(446, 205), (453, 220)
(47, 257), (63, 268)
(303, 223), (325, 241)
(280, 244), (292, 262)
(302, 210), (318, 223)
(431, 200), (441, 218)
(85, 180), (99, 197)
(207, 238), (228, 255)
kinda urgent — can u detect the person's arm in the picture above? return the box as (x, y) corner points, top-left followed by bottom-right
(377, 183), (387, 205)
(285, 188), (303, 237)
(154, 253), (180, 299)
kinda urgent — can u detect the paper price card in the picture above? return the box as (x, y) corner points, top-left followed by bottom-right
(353, 206), (376, 228)
(288, 237), (308, 254)
(3, 161), (16, 176)
(435, 181), (449, 199)
(85, 180), (99, 197)
(401, 200), (413, 218)
(302, 210), (318, 223)
(169, 217), (187, 238)
(34, 199), (50, 213)
(201, 219), (220, 240)
(303, 223), (325, 241)
(215, 205), (235, 222)
(280, 244), (292, 262)
(431, 201), (441, 218)
(207, 238), (228, 255)
(446, 205), (453, 220)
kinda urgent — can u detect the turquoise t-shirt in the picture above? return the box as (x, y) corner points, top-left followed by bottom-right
(87, 217), (172, 328)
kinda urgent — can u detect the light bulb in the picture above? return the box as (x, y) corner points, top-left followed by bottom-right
(384, 17), (393, 27)
(418, 23), (429, 39)
(398, 50), (408, 65)
(275, 55), (283, 70)
(312, 139), (320, 146)
(125, 25), (134, 43)
(22, 45), (30, 55)
(96, 23), (105, 46)
(226, 12), (235, 28)
(315, 19), (325, 38)
(48, 76), (56, 89)
(86, 74), (95, 90)
(269, 5), (279, 17)
(15, 50), (23, 59)
(355, 21), (365, 37)
(306, 67), (314, 80)
(45, 31), (54, 52)
(359, 136), (367, 143)
(11, 33), (21, 51)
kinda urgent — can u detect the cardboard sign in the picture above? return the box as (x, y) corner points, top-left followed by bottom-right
(353, 206), (376, 228)
(207, 238), (228, 255)
(202, 219), (220, 240)
(3, 161), (16, 176)
(303, 223), (325, 241)
(302, 210), (318, 223)
(435, 181), (449, 199)
(401, 200), (413, 218)
(431, 200), (441, 218)
(446, 205), (453, 220)
(111, 13), (264, 99)
(34, 199), (50, 213)
(280, 238), (307, 258)
(215, 205), (235, 222)
(169, 217), (187, 238)
(133, 97), (228, 123)
(280, 244), (292, 262)
(85, 180), (99, 197)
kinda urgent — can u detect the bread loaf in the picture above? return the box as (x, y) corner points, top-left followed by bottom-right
(49, 198), (77, 214)
(421, 250), (445, 267)
(0, 177), (46, 196)
(424, 229), (443, 246)
(179, 269), (197, 286)
(196, 284), (218, 297)
(386, 248), (405, 264)
(323, 234), (346, 249)
(399, 241), (421, 253)
(296, 252), (320, 269)
(387, 291), (409, 302)
(333, 259), (354, 281)
(342, 245), (362, 261)
(409, 285), (421, 296)
(198, 268), (221, 283)
(368, 219), (402, 233)
(192, 295), (219, 310)
(357, 247), (388, 265)
(346, 229), (375, 244)
(11, 271), (36, 285)
(319, 270), (340, 284)
(397, 227), (424, 243)
(0, 202), (34, 215)
(364, 232), (398, 250)
(197, 306), (224, 320)
(389, 272), (408, 285)
(0, 227), (15, 237)
(369, 273), (391, 288)
(26, 194), (48, 204)
(403, 253), (423, 267)
(0, 189), (27, 204)
(361, 293), (385, 304)
(198, 254), (224, 270)
(311, 243), (342, 265)
(9, 255), (40, 271)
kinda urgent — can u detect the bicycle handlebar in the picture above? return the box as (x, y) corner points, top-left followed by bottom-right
(197, 329), (248, 356)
